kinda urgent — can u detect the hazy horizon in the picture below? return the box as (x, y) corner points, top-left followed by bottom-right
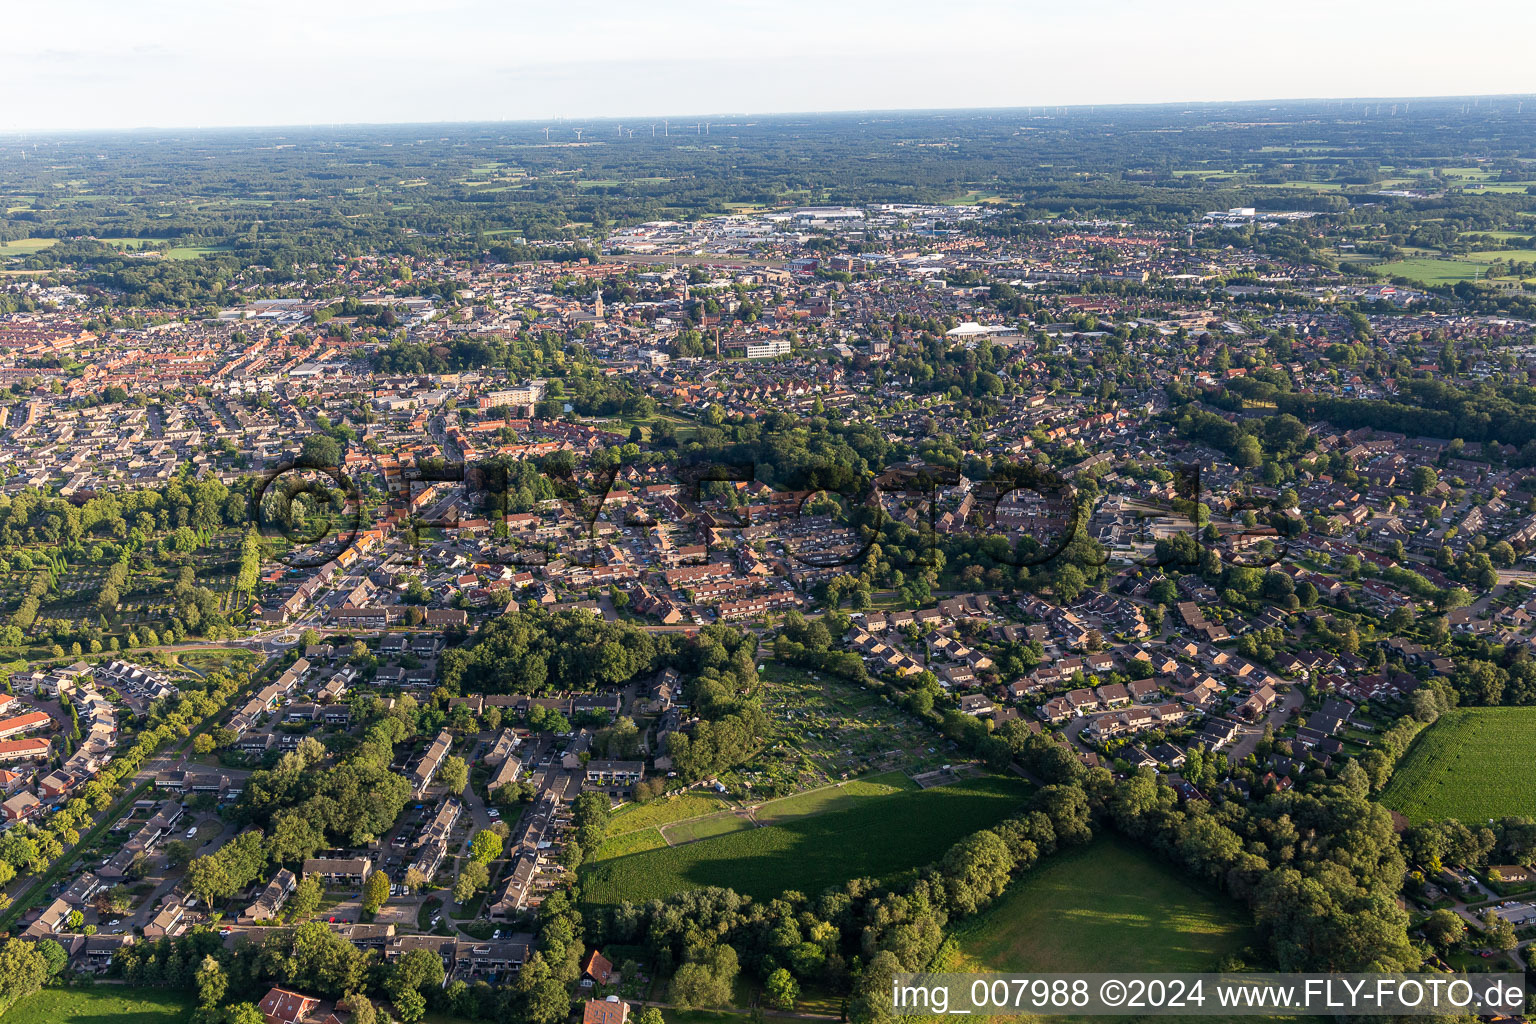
(1, 95), (1532, 140)
(7, 0), (1536, 133)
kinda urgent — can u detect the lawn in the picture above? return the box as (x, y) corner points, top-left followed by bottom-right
(942, 838), (1253, 974)
(581, 775), (1030, 904)
(7, 986), (195, 1024)
(167, 648), (261, 675)
(1380, 707), (1536, 823)
(904, 839), (1269, 1024)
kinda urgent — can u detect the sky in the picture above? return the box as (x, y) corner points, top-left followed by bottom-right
(5, 0), (1536, 132)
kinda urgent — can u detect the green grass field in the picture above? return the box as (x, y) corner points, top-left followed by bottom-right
(164, 245), (230, 260)
(0, 238), (58, 256)
(661, 813), (753, 844)
(1372, 256), (1492, 285)
(590, 827), (670, 862)
(1372, 246), (1536, 286)
(752, 770), (917, 824)
(1380, 707), (1536, 823)
(608, 791), (733, 833)
(7, 987), (195, 1024)
(945, 838), (1252, 973)
(581, 775), (1030, 904)
(904, 839), (1270, 1024)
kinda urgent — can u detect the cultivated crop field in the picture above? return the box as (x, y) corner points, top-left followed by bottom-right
(1381, 707), (1536, 823)
(581, 775), (1030, 904)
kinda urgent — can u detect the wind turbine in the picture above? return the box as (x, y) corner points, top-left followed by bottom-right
(574, 128), (583, 141)
(543, 127), (550, 141)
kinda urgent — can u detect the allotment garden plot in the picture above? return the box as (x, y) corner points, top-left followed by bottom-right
(724, 661), (948, 798)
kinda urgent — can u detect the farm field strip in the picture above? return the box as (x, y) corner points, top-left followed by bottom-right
(1380, 707), (1536, 823)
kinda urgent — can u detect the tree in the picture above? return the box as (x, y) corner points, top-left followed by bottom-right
(186, 831), (267, 904)
(453, 861), (489, 902)
(668, 945), (738, 1009)
(524, 978), (573, 1024)
(271, 811), (325, 864)
(281, 921), (368, 996)
(848, 949), (900, 1024)
(765, 968), (800, 1009)
(1482, 909), (1517, 951)
(299, 434), (342, 469)
(344, 995), (378, 1024)
(286, 874), (322, 921)
(0, 938), (49, 1014)
(34, 939), (67, 979)
(1422, 909), (1465, 950)
(362, 871), (390, 915)
(437, 755), (468, 794)
(387, 947), (446, 1014)
(469, 830), (503, 863)
(393, 989), (426, 1024)
(196, 954), (229, 1008)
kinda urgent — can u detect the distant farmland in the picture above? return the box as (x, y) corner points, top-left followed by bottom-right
(1381, 708), (1536, 824)
(581, 775), (1030, 904)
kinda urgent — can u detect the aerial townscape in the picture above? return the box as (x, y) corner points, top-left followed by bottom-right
(0, 86), (1534, 1024)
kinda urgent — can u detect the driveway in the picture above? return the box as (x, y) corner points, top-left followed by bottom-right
(1226, 685), (1304, 764)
